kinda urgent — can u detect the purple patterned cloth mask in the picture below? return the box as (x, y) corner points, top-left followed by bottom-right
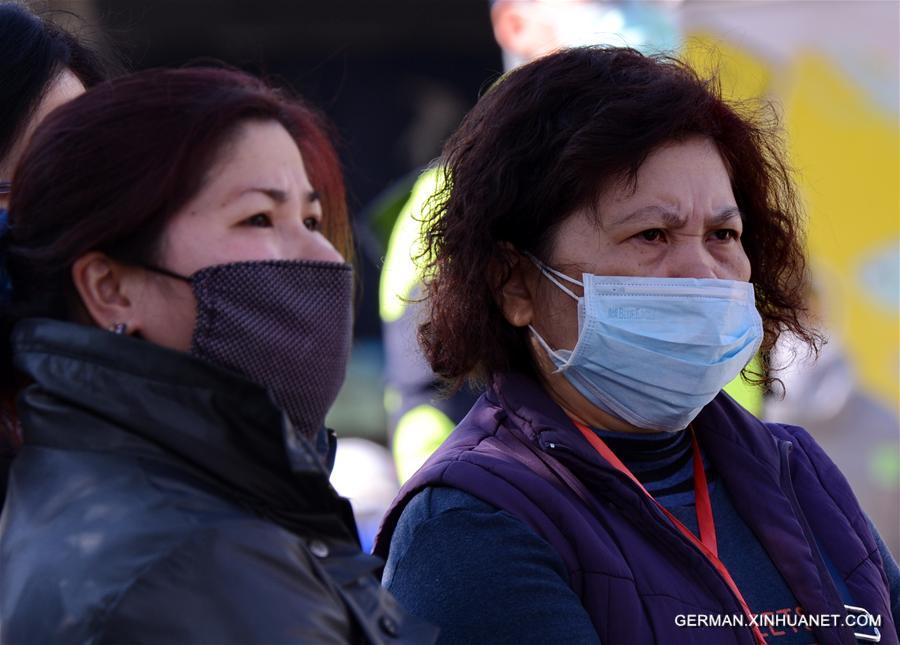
(149, 260), (353, 439)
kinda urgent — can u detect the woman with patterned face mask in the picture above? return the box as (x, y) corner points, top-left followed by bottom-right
(0, 68), (434, 644)
(375, 48), (899, 645)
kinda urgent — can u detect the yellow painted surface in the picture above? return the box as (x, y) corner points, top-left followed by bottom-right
(784, 55), (899, 408)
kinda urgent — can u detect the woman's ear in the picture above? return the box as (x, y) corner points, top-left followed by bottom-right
(491, 242), (538, 328)
(71, 252), (139, 333)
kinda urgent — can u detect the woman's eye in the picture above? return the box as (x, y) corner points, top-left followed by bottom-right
(638, 229), (665, 242)
(243, 213), (273, 228)
(304, 216), (320, 232)
(712, 229), (740, 241)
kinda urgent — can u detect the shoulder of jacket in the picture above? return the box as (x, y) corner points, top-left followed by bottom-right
(97, 520), (328, 618)
(91, 519), (380, 644)
(763, 421), (831, 463)
(131, 518), (313, 576)
(764, 421), (872, 536)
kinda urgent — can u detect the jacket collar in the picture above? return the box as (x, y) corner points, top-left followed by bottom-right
(489, 371), (784, 477)
(11, 318), (357, 542)
(488, 372), (578, 441)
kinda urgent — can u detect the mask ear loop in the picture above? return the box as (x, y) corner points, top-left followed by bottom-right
(141, 264), (192, 284)
(527, 323), (569, 373)
(522, 252), (582, 372)
(523, 252), (582, 301)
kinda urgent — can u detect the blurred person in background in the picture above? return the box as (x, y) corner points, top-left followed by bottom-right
(0, 66), (434, 643)
(764, 279), (900, 556)
(375, 47), (899, 644)
(378, 0), (764, 484)
(0, 1), (110, 503)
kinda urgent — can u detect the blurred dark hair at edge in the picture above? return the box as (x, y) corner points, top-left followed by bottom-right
(0, 1), (115, 463)
(418, 46), (820, 392)
(0, 2), (116, 165)
(0, 66), (352, 451)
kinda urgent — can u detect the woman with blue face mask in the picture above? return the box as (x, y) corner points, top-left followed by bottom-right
(374, 47), (900, 645)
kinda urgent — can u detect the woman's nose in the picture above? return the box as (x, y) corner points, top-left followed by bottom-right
(664, 238), (718, 279)
(280, 221), (343, 263)
(303, 236), (343, 263)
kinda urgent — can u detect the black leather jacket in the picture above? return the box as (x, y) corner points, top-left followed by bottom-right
(0, 319), (436, 644)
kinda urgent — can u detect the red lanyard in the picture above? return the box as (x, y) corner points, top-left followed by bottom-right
(572, 420), (766, 645)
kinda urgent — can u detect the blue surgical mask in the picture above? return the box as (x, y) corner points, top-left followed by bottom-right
(528, 256), (763, 432)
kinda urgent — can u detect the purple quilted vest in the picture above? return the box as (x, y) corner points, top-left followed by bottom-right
(375, 372), (897, 645)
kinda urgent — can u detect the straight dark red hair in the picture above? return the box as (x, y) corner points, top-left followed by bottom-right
(1, 66), (351, 396)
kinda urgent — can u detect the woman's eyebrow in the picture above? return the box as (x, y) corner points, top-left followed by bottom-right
(609, 205), (684, 228)
(237, 186), (289, 203)
(709, 207), (743, 226)
(226, 188), (320, 211)
(610, 205), (742, 228)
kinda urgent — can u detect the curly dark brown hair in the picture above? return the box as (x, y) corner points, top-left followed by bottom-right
(418, 46), (817, 390)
